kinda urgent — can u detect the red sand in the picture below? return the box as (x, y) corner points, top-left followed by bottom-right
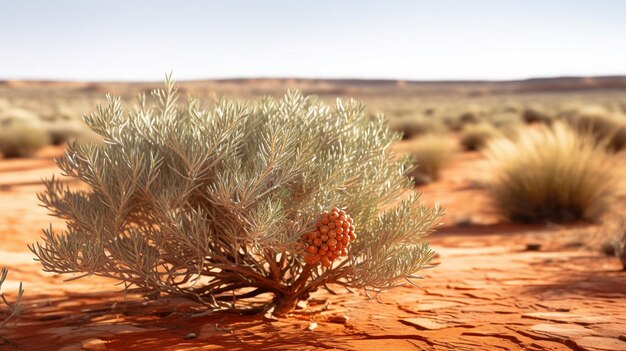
(1, 147), (625, 351)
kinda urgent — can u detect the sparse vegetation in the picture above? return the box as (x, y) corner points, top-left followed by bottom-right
(460, 123), (501, 151)
(0, 268), (23, 333)
(0, 117), (51, 158)
(389, 117), (447, 139)
(398, 134), (455, 182)
(43, 121), (86, 145)
(487, 112), (523, 133)
(31, 78), (443, 314)
(485, 123), (618, 223)
(523, 106), (552, 124)
(560, 106), (626, 151)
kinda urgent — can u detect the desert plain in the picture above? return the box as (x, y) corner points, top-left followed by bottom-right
(1, 78), (626, 350)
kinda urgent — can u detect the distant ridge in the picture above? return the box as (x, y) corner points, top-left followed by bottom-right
(2, 76), (626, 97)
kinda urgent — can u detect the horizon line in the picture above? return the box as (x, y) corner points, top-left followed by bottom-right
(2, 74), (626, 85)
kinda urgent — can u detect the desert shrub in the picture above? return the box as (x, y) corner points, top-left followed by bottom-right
(41, 106), (78, 122)
(0, 108), (39, 124)
(560, 106), (626, 152)
(389, 117), (447, 139)
(0, 268), (23, 331)
(398, 134), (454, 182)
(458, 110), (480, 124)
(442, 115), (463, 131)
(0, 117), (51, 158)
(502, 102), (522, 114)
(460, 123), (501, 151)
(522, 106), (551, 124)
(30, 78), (443, 314)
(44, 121), (87, 145)
(488, 112), (523, 132)
(485, 123), (618, 223)
(423, 107), (436, 116)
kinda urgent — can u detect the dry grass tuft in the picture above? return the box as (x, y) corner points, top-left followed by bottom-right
(43, 121), (87, 145)
(0, 117), (51, 158)
(389, 117), (447, 140)
(522, 106), (552, 124)
(485, 123), (619, 223)
(561, 106), (626, 152)
(460, 123), (501, 151)
(399, 134), (455, 183)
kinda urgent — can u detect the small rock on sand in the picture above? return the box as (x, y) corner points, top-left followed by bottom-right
(402, 318), (448, 330)
(81, 338), (107, 350)
(574, 336), (626, 351)
(529, 323), (593, 340)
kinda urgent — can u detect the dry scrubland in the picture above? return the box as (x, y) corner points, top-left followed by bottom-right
(0, 78), (626, 350)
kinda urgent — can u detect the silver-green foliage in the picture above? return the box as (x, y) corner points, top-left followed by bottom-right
(0, 268), (23, 330)
(31, 77), (442, 313)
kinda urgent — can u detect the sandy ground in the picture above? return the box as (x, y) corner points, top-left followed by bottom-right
(1, 146), (625, 351)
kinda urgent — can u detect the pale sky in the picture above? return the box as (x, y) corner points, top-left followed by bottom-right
(1, 0), (625, 81)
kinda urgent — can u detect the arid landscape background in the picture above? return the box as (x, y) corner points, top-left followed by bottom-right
(0, 77), (625, 350)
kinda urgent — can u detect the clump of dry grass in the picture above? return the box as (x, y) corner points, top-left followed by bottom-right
(398, 134), (455, 183)
(0, 117), (51, 158)
(458, 110), (480, 124)
(43, 121), (87, 145)
(41, 107), (76, 122)
(561, 106), (626, 152)
(485, 123), (618, 223)
(390, 117), (447, 139)
(522, 106), (552, 124)
(488, 111), (523, 132)
(460, 123), (501, 151)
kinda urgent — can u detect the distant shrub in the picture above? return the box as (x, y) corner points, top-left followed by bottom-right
(44, 121), (87, 145)
(0, 117), (51, 158)
(399, 134), (454, 182)
(30, 79), (443, 315)
(0, 108), (39, 122)
(460, 123), (501, 151)
(488, 112), (523, 132)
(41, 107), (77, 122)
(458, 110), (480, 125)
(390, 117), (447, 139)
(442, 115), (463, 131)
(522, 106), (552, 124)
(502, 102), (522, 114)
(485, 123), (618, 223)
(0, 268), (23, 331)
(561, 106), (626, 152)
(423, 107), (436, 116)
